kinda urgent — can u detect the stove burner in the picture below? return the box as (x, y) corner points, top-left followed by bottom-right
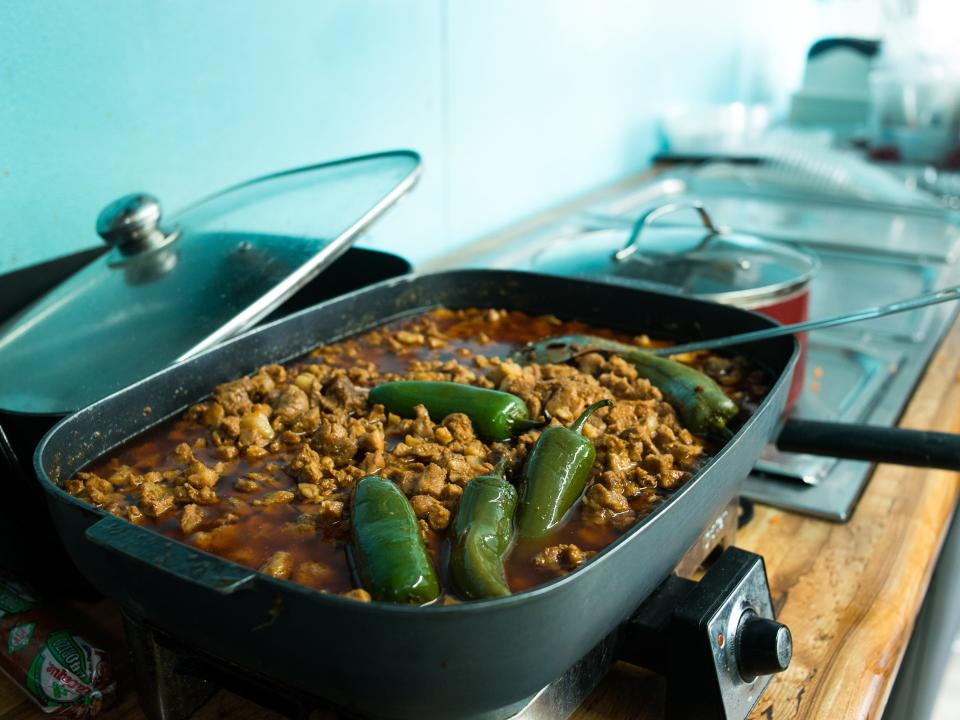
(120, 500), (790, 720)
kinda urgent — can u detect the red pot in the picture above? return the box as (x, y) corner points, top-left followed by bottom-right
(723, 283), (811, 407)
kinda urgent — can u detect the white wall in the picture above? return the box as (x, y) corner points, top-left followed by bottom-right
(0, 0), (837, 273)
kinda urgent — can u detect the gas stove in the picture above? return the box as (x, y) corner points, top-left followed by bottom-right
(121, 500), (790, 720)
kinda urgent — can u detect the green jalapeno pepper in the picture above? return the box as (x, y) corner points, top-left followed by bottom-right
(449, 459), (518, 599)
(618, 348), (738, 435)
(350, 475), (439, 604)
(368, 381), (544, 441)
(516, 399), (612, 540)
(511, 335), (738, 435)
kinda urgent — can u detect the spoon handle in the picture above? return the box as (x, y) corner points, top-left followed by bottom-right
(655, 284), (960, 356)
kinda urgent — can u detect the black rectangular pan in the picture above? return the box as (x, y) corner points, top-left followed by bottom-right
(34, 270), (796, 719)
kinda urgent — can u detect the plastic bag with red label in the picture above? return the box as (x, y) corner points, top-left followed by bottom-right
(0, 571), (116, 717)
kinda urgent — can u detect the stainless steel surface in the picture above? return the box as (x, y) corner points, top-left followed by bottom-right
(96, 193), (181, 256)
(659, 284), (960, 357)
(0, 150), (421, 415)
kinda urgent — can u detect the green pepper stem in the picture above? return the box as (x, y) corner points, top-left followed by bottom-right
(570, 399), (613, 434)
(512, 418), (549, 433)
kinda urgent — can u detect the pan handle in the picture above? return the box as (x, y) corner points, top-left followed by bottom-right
(776, 419), (960, 470)
(85, 515), (257, 595)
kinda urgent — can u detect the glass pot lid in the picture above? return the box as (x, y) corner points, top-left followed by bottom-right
(531, 201), (820, 304)
(0, 150), (421, 414)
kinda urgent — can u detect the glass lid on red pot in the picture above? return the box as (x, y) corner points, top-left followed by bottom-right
(0, 150), (421, 414)
(530, 201), (819, 305)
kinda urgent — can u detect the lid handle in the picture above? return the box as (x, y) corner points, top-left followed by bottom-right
(613, 201), (721, 263)
(96, 193), (181, 256)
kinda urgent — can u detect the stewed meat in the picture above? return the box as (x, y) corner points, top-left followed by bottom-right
(66, 308), (762, 600)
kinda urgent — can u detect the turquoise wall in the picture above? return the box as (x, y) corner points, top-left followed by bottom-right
(0, 1), (827, 273)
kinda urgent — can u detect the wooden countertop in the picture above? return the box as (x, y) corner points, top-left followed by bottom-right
(2, 316), (959, 720)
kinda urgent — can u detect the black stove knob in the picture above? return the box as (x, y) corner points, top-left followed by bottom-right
(736, 611), (792, 680)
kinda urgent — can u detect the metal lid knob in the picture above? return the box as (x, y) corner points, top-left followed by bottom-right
(736, 611), (792, 680)
(96, 193), (180, 256)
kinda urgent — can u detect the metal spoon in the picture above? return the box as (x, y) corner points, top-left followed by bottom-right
(512, 284), (960, 364)
(658, 284), (960, 356)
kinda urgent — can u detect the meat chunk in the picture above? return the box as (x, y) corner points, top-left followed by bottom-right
(253, 490), (295, 506)
(171, 442), (194, 465)
(585, 483), (630, 513)
(271, 384), (310, 422)
(64, 476), (85, 496)
(293, 561), (332, 588)
(260, 551), (293, 580)
(317, 499), (345, 527)
(410, 494), (451, 531)
(413, 463), (447, 498)
(186, 460), (219, 489)
(359, 426), (385, 453)
(541, 377), (607, 423)
(298, 483), (321, 502)
(442, 413), (475, 443)
(214, 380), (252, 415)
(312, 419), (358, 465)
(220, 415), (241, 438)
(239, 411), (275, 447)
(138, 482), (174, 518)
(441, 451), (477, 484)
(532, 544), (595, 574)
(234, 477), (259, 493)
(82, 474), (116, 505)
(203, 402), (225, 428)
(575, 352), (606, 376)
(321, 374), (363, 412)
(283, 513), (317, 536)
(393, 439), (443, 463)
(411, 404), (435, 439)
(179, 504), (205, 534)
(288, 443), (325, 483)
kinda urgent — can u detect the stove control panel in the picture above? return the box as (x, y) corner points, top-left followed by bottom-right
(622, 547), (790, 720)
